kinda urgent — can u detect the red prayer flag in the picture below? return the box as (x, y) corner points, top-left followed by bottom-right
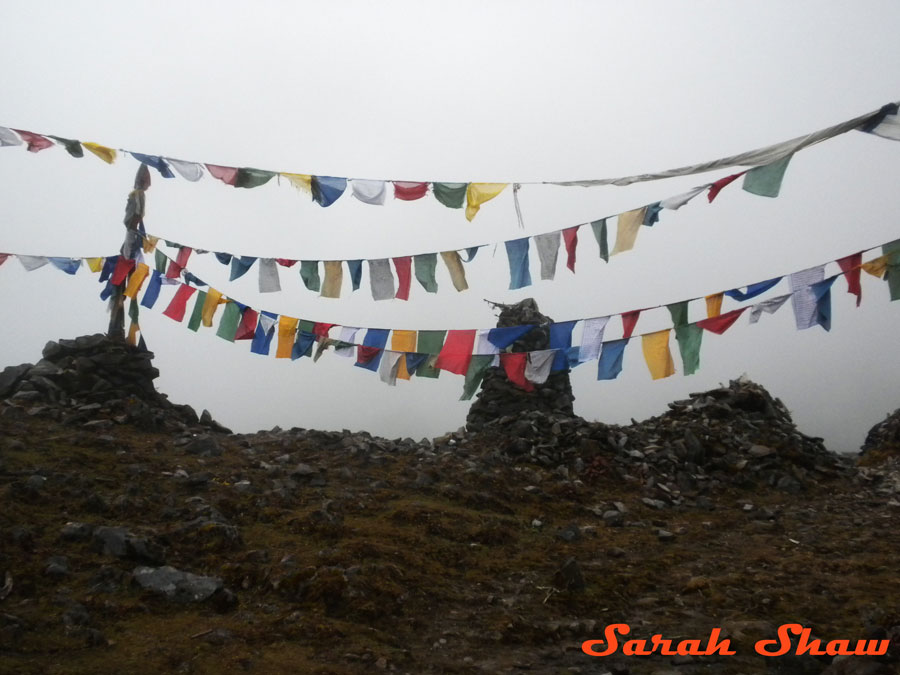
(393, 181), (429, 201)
(313, 322), (335, 337)
(166, 247), (192, 279)
(162, 284), (197, 322)
(622, 310), (641, 339)
(500, 352), (534, 392)
(697, 307), (747, 334)
(12, 129), (54, 153)
(393, 256), (412, 301)
(110, 256), (136, 285)
(0, 254), (8, 267)
(206, 164), (239, 186)
(435, 329), (476, 375)
(275, 259), (298, 267)
(356, 345), (381, 365)
(562, 226), (579, 272)
(235, 308), (258, 340)
(707, 171), (747, 202)
(836, 252), (863, 307)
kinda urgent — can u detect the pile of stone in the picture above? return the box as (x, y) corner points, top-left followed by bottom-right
(861, 408), (900, 457)
(466, 299), (574, 432)
(0, 334), (228, 433)
(467, 375), (851, 500)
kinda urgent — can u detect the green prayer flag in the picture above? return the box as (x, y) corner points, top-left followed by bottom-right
(216, 302), (242, 342)
(295, 319), (316, 357)
(299, 261), (321, 292)
(154, 249), (167, 274)
(415, 330), (447, 379)
(413, 253), (438, 293)
(235, 167), (276, 189)
(667, 301), (689, 327)
(590, 218), (609, 262)
(187, 290), (207, 332)
(128, 297), (139, 323)
(742, 155), (792, 198)
(432, 182), (467, 209)
(460, 355), (495, 401)
(674, 323), (703, 376)
(48, 135), (84, 158)
(883, 240), (900, 301)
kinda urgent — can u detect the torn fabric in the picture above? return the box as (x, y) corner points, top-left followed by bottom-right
(368, 258), (395, 301)
(534, 231), (561, 281)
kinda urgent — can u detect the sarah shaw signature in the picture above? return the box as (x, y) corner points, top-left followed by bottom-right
(582, 623), (890, 658)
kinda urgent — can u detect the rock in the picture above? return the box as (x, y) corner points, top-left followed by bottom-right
(602, 510), (624, 527)
(552, 557), (585, 592)
(748, 444), (776, 457)
(61, 603), (91, 627)
(657, 529), (675, 542)
(45, 556), (70, 578)
(60, 522), (94, 542)
(183, 435), (224, 457)
(0, 364), (32, 398)
(91, 526), (165, 564)
(132, 565), (227, 604)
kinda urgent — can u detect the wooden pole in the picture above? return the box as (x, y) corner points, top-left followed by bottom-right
(108, 164), (151, 341)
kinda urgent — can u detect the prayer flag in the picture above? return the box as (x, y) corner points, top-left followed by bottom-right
(433, 182), (467, 209)
(667, 301), (689, 327)
(836, 253), (862, 307)
(393, 181), (429, 201)
(660, 185), (706, 210)
(578, 317), (609, 361)
(393, 256), (412, 301)
(235, 167), (275, 189)
(500, 352), (534, 392)
(141, 270), (163, 309)
(597, 339), (628, 380)
(347, 259), (363, 291)
(415, 331), (446, 379)
(205, 163), (238, 186)
(379, 351), (405, 386)
(749, 294), (791, 324)
(368, 258), (395, 301)
(413, 253), (438, 293)
(201, 288), (225, 327)
(697, 307), (747, 334)
(131, 152), (175, 178)
(0, 127), (22, 146)
(790, 266), (825, 329)
(549, 321), (576, 371)
(187, 291), (207, 332)
(505, 238), (532, 290)
(281, 173), (313, 193)
(82, 142), (117, 164)
(725, 279), (782, 301)
(86, 257), (104, 273)
(110, 257), (136, 285)
(742, 155), (792, 198)
(321, 260), (343, 298)
(216, 302), (242, 342)
(622, 310), (640, 339)
(811, 276), (838, 331)
(162, 284), (197, 322)
(465, 183), (507, 221)
(48, 136), (83, 158)
(391, 330), (417, 380)
(258, 258), (281, 293)
(707, 171), (747, 202)
(49, 257), (81, 275)
(590, 219), (609, 262)
(611, 208), (646, 256)
(166, 158), (204, 181)
(534, 231), (560, 281)
(460, 355), (494, 401)
(311, 176), (347, 207)
(299, 260), (321, 292)
(674, 323), (703, 375)
(435, 330), (476, 375)
(251, 311), (278, 355)
(351, 179), (387, 205)
(355, 328), (389, 371)
(524, 349), (556, 385)
(487, 325), (534, 349)
(705, 293), (723, 318)
(642, 330), (675, 380)
(276, 316), (299, 358)
(562, 226), (578, 272)
(13, 130), (54, 153)
(235, 308), (258, 340)
(642, 202), (663, 226)
(124, 263), (150, 298)
(440, 251), (468, 292)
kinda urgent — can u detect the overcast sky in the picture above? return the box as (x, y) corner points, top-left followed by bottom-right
(1, 1), (899, 452)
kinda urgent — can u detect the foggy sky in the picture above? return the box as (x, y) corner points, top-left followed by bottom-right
(1, 1), (900, 453)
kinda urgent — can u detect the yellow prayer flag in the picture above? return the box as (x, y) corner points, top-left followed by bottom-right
(705, 293), (723, 318)
(201, 288), (225, 327)
(641, 329), (675, 380)
(465, 183), (507, 221)
(124, 263), (150, 299)
(276, 316), (299, 359)
(391, 330), (417, 380)
(86, 257), (104, 273)
(142, 235), (159, 254)
(82, 142), (117, 164)
(440, 251), (469, 292)
(281, 173), (313, 194)
(611, 207), (647, 256)
(126, 322), (140, 346)
(862, 255), (888, 278)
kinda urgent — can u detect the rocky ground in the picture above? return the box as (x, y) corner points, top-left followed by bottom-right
(1, 334), (900, 674)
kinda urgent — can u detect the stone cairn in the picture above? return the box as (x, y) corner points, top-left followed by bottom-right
(0, 334), (227, 433)
(465, 298), (575, 432)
